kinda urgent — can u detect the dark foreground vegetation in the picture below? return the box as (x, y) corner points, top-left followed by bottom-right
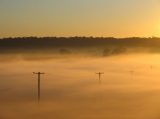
(0, 37), (160, 56)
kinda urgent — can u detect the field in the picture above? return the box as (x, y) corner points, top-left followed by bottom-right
(1, 52), (160, 119)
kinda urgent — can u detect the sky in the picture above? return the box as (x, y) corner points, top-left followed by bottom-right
(0, 0), (160, 38)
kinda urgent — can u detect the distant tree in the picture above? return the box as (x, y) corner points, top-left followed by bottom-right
(103, 48), (111, 56)
(59, 48), (71, 54)
(112, 47), (126, 55)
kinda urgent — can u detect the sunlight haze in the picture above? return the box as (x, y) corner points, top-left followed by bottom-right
(0, 0), (160, 38)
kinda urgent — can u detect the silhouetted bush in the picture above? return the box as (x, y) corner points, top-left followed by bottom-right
(103, 48), (111, 56)
(59, 48), (71, 54)
(112, 47), (126, 55)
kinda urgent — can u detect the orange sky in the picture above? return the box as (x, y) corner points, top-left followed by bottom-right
(0, 0), (160, 38)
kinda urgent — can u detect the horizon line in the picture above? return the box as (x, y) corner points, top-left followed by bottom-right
(0, 36), (160, 39)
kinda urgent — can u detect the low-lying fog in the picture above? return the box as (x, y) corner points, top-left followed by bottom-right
(1, 53), (160, 119)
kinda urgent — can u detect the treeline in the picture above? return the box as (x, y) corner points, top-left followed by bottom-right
(0, 37), (160, 55)
(0, 37), (160, 49)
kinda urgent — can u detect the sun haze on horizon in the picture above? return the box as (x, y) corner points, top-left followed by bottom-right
(0, 0), (160, 38)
